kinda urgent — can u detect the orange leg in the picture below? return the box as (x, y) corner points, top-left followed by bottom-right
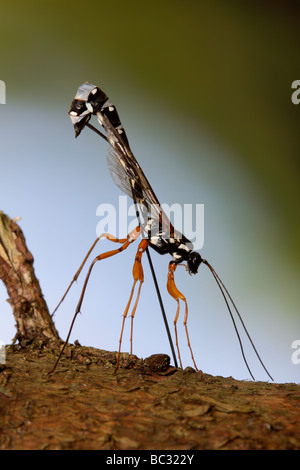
(115, 238), (148, 372)
(52, 231), (132, 316)
(167, 262), (198, 371)
(48, 227), (141, 375)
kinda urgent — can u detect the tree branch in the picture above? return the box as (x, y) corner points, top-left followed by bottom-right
(0, 211), (59, 345)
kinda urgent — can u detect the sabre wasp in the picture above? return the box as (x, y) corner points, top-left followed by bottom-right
(49, 83), (273, 381)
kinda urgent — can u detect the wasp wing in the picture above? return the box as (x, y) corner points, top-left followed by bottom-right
(68, 82), (175, 238)
(101, 113), (174, 237)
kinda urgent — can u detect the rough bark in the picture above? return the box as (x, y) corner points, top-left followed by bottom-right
(0, 346), (299, 450)
(0, 211), (59, 346)
(0, 210), (299, 451)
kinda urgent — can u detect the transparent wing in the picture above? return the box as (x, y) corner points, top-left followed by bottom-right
(103, 115), (174, 235)
(106, 147), (144, 203)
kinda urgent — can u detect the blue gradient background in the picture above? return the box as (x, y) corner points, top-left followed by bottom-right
(0, 1), (299, 383)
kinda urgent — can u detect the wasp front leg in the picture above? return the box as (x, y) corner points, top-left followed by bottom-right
(167, 261), (199, 371)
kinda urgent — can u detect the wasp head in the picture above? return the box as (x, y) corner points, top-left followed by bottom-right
(187, 251), (202, 275)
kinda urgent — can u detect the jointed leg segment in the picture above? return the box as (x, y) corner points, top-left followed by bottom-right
(115, 238), (148, 372)
(48, 227), (141, 375)
(167, 262), (198, 371)
(50, 226), (199, 375)
(52, 231), (134, 317)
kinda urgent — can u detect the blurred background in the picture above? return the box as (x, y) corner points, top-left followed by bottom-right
(0, 0), (299, 383)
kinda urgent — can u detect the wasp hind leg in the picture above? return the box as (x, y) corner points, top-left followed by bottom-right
(48, 227), (141, 375)
(115, 239), (148, 372)
(52, 231), (134, 317)
(167, 261), (199, 372)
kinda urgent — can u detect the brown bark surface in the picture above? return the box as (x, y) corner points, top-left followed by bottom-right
(0, 211), (299, 450)
(0, 211), (59, 346)
(0, 345), (299, 450)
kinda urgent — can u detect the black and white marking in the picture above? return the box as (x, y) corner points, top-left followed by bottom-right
(68, 82), (202, 274)
(66, 82), (274, 381)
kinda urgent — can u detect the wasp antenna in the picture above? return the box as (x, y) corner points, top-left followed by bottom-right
(203, 260), (255, 380)
(203, 259), (274, 382)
